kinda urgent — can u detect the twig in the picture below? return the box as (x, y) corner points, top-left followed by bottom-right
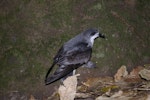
(75, 93), (92, 99)
(134, 88), (150, 91)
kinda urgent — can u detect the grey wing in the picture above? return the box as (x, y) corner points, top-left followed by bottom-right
(45, 42), (92, 85)
(56, 42), (92, 66)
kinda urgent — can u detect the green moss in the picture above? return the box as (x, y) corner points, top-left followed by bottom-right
(44, 0), (73, 28)
(0, 0), (149, 94)
(101, 85), (119, 93)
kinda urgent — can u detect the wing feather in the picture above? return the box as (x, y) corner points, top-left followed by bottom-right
(56, 42), (92, 65)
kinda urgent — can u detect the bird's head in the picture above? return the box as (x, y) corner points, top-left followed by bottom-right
(83, 28), (105, 46)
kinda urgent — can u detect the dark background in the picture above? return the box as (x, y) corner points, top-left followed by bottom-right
(0, 0), (149, 99)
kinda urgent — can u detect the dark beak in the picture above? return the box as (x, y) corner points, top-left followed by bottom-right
(99, 33), (105, 38)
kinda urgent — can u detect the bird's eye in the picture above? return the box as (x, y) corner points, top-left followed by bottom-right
(91, 32), (96, 36)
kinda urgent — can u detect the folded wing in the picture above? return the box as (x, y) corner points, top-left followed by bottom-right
(45, 42), (92, 85)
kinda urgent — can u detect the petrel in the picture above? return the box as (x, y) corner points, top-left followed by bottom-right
(45, 28), (105, 85)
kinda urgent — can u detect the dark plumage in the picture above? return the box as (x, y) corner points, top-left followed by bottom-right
(45, 28), (105, 85)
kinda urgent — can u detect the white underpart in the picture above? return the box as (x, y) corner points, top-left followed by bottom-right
(90, 32), (99, 46)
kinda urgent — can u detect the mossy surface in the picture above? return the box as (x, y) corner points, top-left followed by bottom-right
(0, 0), (149, 97)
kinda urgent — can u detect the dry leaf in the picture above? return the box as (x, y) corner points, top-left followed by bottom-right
(29, 95), (36, 100)
(114, 65), (128, 82)
(146, 95), (150, 100)
(124, 66), (144, 82)
(139, 69), (150, 80)
(129, 66), (143, 78)
(58, 74), (80, 100)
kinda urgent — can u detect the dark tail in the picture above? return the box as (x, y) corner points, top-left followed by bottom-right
(45, 64), (80, 85)
(45, 62), (56, 85)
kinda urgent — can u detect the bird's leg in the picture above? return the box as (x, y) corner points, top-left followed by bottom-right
(82, 61), (96, 68)
(73, 69), (76, 75)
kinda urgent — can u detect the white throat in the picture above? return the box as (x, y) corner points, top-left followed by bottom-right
(90, 33), (99, 46)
